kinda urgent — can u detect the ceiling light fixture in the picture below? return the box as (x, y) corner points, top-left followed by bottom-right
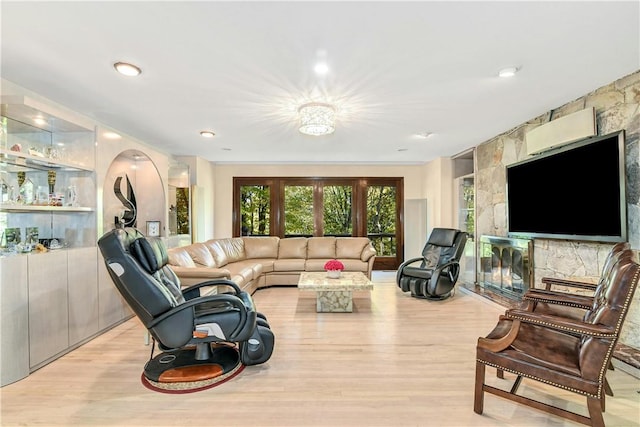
(200, 130), (216, 138)
(314, 62), (329, 75)
(498, 67), (519, 78)
(114, 61), (142, 77)
(298, 102), (336, 136)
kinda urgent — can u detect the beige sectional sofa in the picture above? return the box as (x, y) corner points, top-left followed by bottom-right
(167, 236), (376, 295)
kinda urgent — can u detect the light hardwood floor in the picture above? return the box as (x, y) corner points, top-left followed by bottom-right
(1, 273), (639, 426)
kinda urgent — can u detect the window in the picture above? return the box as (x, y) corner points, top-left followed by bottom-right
(323, 185), (352, 236)
(284, 185), (313, 237)
(234, 177), (403, 269)
(239, 184), (271, 235)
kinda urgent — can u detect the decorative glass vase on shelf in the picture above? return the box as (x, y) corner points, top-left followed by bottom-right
(1, 176), (10, 203)
(18, 176), (34, 205)
(66, 185), (78, 207)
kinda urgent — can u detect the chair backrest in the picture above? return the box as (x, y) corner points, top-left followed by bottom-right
(597, 241), (631, 286)
(97, 227), (190, 327)
(579, 250), (639, 379)
(421, 228), (467, 269)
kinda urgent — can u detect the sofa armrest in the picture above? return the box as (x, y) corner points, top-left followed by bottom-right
(361, 244), (376, 262)
(170, 265), (232, 279)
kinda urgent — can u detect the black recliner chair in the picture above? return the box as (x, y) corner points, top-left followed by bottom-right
(396, 228), (468, 300)
(97, 227), (274, 384)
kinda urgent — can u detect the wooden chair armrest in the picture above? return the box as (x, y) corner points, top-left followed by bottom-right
(506, 309), (616, 338)
(523, 289), (594, 309)
(541, 277), (598, 291)
(477, 316), (521, 352)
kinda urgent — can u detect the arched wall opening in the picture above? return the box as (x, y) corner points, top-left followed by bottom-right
(103, 149), (165, 236)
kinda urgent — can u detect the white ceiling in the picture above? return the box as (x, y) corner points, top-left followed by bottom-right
(2, 1), (639, 164)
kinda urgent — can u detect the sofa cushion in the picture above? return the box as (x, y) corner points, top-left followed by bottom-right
(274, 259), (306, 272)
(185, 242), (217, 267)
(205, 240), (229, 267)
(252, 259), (276, 274)
(206, 238), (245, 267)
(307, 237), (336, 259)
(243, 236), (280, 259)
(278, 237), (307, 259)
(226, 259), (264, 280)
(340, 259), (368, 273)
(218, 238), (246, 262)
(167, 247), (197, 268)
(336, 237), (370, 260)
(304, 259), (333, 272)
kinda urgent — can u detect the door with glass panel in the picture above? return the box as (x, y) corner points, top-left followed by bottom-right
(366, 183), (400, 270)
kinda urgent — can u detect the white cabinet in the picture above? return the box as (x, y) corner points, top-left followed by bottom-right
(0, 256), (29, 385)
(68, 247), (99, 346)
(0, 96), (124, 385)
(28, 250), (69, 369)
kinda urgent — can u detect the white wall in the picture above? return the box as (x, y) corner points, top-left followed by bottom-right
(176, 156), (215, 241)
(210, 162), (459, 261)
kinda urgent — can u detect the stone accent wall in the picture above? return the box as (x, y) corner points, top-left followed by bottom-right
(475, 69), (640, 349)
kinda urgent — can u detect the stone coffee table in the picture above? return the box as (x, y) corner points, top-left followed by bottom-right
(298, 271), (374, 313)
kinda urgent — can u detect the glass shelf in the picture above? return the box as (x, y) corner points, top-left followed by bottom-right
(0, 148), (93, 172)
(1, 96), (96, 251)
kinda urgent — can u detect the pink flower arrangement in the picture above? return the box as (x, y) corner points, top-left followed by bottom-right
(324, 259), (344, 271)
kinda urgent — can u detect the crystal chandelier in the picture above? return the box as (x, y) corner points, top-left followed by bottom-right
(298, 102), (336, 136)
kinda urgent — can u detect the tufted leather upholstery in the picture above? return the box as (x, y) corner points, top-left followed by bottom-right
(518, 242), (632, 397)
(474, 248), (639, 427)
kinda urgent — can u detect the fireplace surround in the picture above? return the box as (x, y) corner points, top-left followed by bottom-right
(479, 235), (533, 299)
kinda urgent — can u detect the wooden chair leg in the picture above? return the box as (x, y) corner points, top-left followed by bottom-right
(474, 361), (486, 414)
(587, 396), (605, 427)
(604, 378), (613, 397)
(510, 375), (523, 394)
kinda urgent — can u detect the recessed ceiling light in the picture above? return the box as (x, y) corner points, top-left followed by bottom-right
(114, 61), (142, 76)
(415, 132), (433, 139)
(498, 67), (519, 78)
(200, 130), (216, 138)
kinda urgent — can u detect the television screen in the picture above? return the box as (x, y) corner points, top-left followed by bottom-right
(506, 131), (627, 243)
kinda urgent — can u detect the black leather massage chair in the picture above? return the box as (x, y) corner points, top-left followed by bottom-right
(98, 227), (274, 383)
(396, 227), (468, 300)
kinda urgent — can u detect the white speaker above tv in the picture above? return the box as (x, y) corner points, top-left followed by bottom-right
(525, 107), (596, 156)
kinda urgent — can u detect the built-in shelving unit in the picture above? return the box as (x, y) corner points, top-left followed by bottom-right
(1, 96), (100, 386)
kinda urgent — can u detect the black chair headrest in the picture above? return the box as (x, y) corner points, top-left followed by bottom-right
(427, 228), (460, 247)
(130, 236), (168, 274)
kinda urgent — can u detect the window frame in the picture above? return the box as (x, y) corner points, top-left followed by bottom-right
(233, 176), (404, 269)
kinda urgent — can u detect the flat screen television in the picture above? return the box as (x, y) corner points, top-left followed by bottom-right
(506, 130), (627, 243)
